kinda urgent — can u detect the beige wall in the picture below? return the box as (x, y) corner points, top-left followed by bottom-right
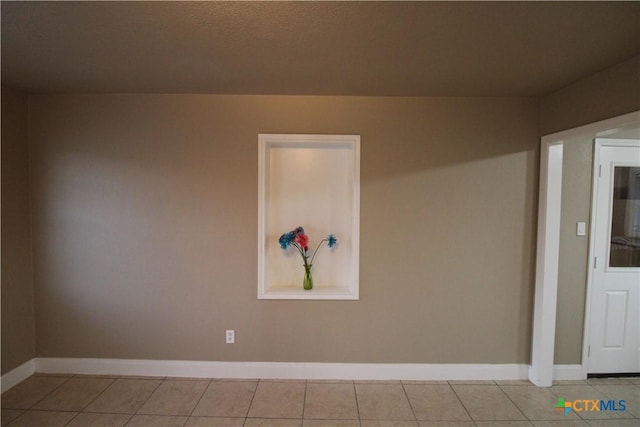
(1, 86), (36, 374)
(28, 95), (539, 363)
(555, 139), (593, 364)
(540, 55), (640, 136)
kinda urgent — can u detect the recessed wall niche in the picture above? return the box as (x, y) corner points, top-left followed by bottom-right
(257, 134), (360, 300)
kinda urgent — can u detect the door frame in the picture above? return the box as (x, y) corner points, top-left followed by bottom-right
(584, 138), (640, 375)
(530, 110), (640, 386)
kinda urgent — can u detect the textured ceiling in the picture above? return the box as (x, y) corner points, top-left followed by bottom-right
(2, 1), (639, 96)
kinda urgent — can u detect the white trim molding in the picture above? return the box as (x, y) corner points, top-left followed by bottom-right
(2, 358), (593, 386)
(33, 358), (528, 381)
(553, 364), (587, 381)
(1, 359), (36, 393)
(257, 134), (360, 300)
(530, 141), (564, 387)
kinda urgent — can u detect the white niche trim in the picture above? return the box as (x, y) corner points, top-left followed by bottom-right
(258, 134), (360, 300)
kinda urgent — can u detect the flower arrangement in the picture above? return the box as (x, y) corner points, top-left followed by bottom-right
(279, 226), (337, 290)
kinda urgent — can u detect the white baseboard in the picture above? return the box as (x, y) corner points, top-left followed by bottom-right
(33, 358), (531, 381)
(553, 364), (586, 381)
(1, 359), (36, 393)
(3, 358), (588, 387)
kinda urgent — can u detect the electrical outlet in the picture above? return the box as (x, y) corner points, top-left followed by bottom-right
(226, 330), (235, 344)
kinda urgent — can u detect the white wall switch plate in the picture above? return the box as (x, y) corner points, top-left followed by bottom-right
(576, 221), (586, 236)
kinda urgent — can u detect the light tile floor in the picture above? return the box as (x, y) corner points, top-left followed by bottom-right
(1, 375), (639, 426)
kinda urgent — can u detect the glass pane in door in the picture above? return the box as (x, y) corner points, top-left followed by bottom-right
(609, 167), (640, 267)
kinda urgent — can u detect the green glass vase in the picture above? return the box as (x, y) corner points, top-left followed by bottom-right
(303, 264), (313, 290)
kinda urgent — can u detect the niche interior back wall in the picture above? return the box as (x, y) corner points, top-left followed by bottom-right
(28, 95), (539, 364)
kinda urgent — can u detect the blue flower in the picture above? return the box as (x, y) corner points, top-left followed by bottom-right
(327, 234), (337, 248)
(279, 233), (292, 249)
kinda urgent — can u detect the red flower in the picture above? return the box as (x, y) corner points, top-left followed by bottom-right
(295, 233), (309, 248)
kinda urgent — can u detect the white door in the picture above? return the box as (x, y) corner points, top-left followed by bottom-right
(587, 138), (640, 374)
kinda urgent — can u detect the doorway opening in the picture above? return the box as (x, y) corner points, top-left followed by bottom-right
(530, 111), (640, 386)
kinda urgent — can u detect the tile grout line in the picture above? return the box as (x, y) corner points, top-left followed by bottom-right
(76, 375), (118, 412)
(121, 376), (164, 426)
(399, 381), (419, 423)
(26, 374), (74, 411)
(351, 381), (362, 427)
(2, 409), (26, 427)
(242, 378), (261, 426)
(495, 381), (532, 423)
(495, 384), (533, 425)
(301, 379), (307, 423)
(126, 375), (169, 426)
(183, 377), (213, 427)
(447, 381), (477, 425)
